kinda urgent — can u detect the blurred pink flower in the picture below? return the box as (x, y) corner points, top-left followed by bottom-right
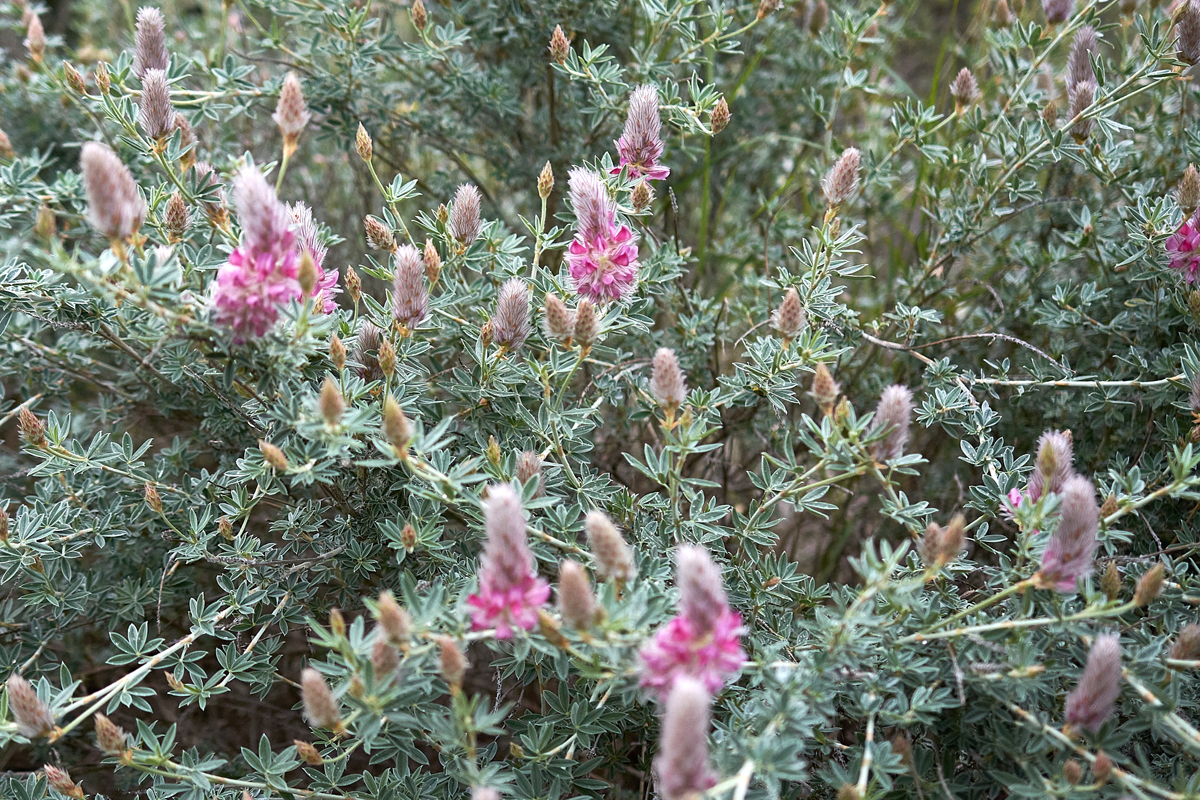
(1167, 216), (1200, 283)
(467, 485), (550, 638)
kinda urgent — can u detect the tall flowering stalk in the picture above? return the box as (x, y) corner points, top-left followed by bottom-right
(466, 485), (550, 638)
(610, 85), (670, 181)
(639, 545), (746, 697)
(211, 166), (301, 340)
(80, 143), (147, 245)
(565, 168), (639, 301)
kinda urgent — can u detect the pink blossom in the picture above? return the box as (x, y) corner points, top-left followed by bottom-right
(566, 168), (639, 301)
(466, 485), (551, 638)
(639, 608), (747, 698)
(288, 202), (339, 314)
(1167, 216), (1200, 283)
(610, 85), (670, 181)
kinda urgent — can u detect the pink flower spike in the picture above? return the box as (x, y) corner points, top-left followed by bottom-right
(566, 168), (640, 302)
(1167, 216), (1200, 283)
(466, 485), (550, 638)
(610, 85), (670, 181)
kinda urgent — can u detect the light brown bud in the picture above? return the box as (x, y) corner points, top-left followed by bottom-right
(43, 765), (83, 799)
(164, 191), (188, 241)
(371, 638), (400, 682)
(486, 435), (502, 466)
(63, 63), (86, 95)
(298, 251), (318, 296)
(144, 482), (163, 514)
(538, 161), (554, 200)
(295, 740), (323, 765)
(710, 97), (730, 135)
(19, 407), (46, 447)
(631, 179), (653, 212)
(35, 204), (56, 239)
(809, 0), (828, 33)
(355, 122), (373, 162)
(383, 396), (411, 457)
(218, 516), (234, 540)
(1063, 759), (1082, 785)
(549, 25), (570, 64)
(378, 338), (396, 378)
(329, 608), (346, 638)
(423, 238), (442, 285)
(400, 522), (417, 551)
(411, 0), (427, 31)
(1092, 752), (1112, 784)
(1042, 100), (1058, 127)
(1180, 164), (1200, 217)
(1133, 563), (1164, 607)
(573, 299), (598, 350)
(300, 667), (341, 729)
(558, 559), (597, 629)
(330, 334), (347, 372)
(1099, 493), (1118, 518)
(94, 713), (128, 756)
(993, 0), (1012, 26)
(0, 506), (8, 543)
(364, 215), (397, 253)
(810, 362), (840, 415)
(376, 591), (412, 645)
(1101, 561), (1121, 601)
(345, 266), (362, 304)
(436, 636), (467, 688)
(259, 440), (289, 471)
(95, 62), (110, 95)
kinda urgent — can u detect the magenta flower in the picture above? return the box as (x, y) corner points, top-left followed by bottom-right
(1167, 216), (1200, 283)
(639, 545), (747, 698)
(610, 85), (670, 181)
(565, 168), (639, 302)
(288, 202), (339, 314)
(212, 166), (301, 340)
(466, 485), (551, 638)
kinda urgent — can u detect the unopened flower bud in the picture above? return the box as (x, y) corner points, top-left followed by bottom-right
(35, 204), (56, 239)
(809, 0), (828, 33)
(411, 0), (428, 31)
(543, 293), (575, 344)
(516, 450), (544, 496)
(810, 362), (840, 415)
(538, 161), (554, 199)
(383, 396), (411, 457)
(24, 13), (44, 63)
(1133, 563), (1164, 607)
(1042, 99), (1059, 127)
(319, 376), (344, 427)
(710, 97), (730, 134)
(63, 62), (86, 95)
(94, 714), (127, 756)
(1101, 561), (1121, 601)
(1171, 623), (1200, 660)
(1062, 760), (1082, 785)
(423, 238), (442, 285)
(557, 559), (597, 629)
(573, 299), (598, 350)
(81, 142), (147, 241)
(585, 510), (637, 583)
(365, 215), (397, 252)
(1179, 0), (1200, 64)
(400, 522), (418, 551)
(871, 385), (914, 461)
(329, 608), (345, 637)
(836, 786), (860, 800)
(0, 128), (13, 160)
(19, 407), (46, 447)
(218, 516), (234, 540)
(378, 338), (396, 377)
(95, 62), (110, 95)
(950, 68), (980, 111)
(538, 608), (570, 649)
(449, 184), (483, 244)
(371, 638), (400, 681)
(436, 635), (467, 688)
(330, 334), (347, 371)
(479, 320), (493, 348)
(631, 179), (653, 211)
(920, 514), (965, 568)
(259, 440), (289, 471)
(1064, 633), (1121, 733)
(650, 347), (688, 412)
(486, 435), (503, 466)
(993, 0), (1012, 26)
(1180, 165), (1200, 216)
(144, 482), (163, 514)
(295, 740), (323, 765)
(6, 674), (54, 738)
(165, 191), (188, 241)
(822, 147), (861, 208)
(298, 251), (318, 296)
(345, 266), (362, 304)
(1092, 752), (1113, 785)
(436, 203), (449, 227)
(274, 72), (311, 158)
(0, 506), (8, 543)
(1100, 493), (1118, 518)
(356, 123), (373, 162)
(376, 591), (411, 644)
(300, 668), (341, 730)
(771, 287), (806, 341)
(549, 25), (570, 64)
(492, 278), (531, 351)
(43, 765), (83, 799)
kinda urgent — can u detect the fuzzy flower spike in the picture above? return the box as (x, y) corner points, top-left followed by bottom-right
(639, 545), (747, 698)
(611, 85), (670, 181)
(1035, 474), (1099, 591)
(1167, 213), (1200, 284)
(566, 167), (639, 301)
(466, 484), (551, 638)
(211, 165), (302, 340)
(288, 201), (338, 314)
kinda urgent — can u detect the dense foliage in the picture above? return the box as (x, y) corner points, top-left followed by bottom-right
(3, 0), (1200, 798)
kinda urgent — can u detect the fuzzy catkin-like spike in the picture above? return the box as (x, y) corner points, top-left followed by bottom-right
(81, 142), (147, 240)
(950, 68), (980, 110)
(383, 396), (411, 456)
(1101, 561), (1121, 600)
(710, 97), (730, 134)
(232, 165), (293, 260)
(651, 348), (688, 411)
(1133, 563), (1164, 607)
(585, 510), (637, 582)
(371, 638), (400, 681)
(1037, 475), (1099, 591)
(165, 191), (188, 240)
(614, 85), (669, 181)
(1065, 633), (1121, 732)
(301, 668), (340, 729)
(516, 450), (543, 495)
(676, 545), (729, 635)
(43, 765), (82, 799)
(1092, 752), (1113, 784)
(1067, 26), (1099, 92)
(549, 25), (569, 63)
(364, 216), (396, 252)
(376, 591), (411, 644)
(921, 514), (966, 568)
(138, 68), (175, 139)
(1027, 429), (1074, 501)
(655, 677), (716, 800)
(770, 287), (806, 340)
(449, 184), (483, 244)
(1069, 79), (1096, 143)
(543, 293), (575, 343)
(1179, 0), (1200, 65)
(134, 7), (169, 78)
(436, 636), (467, 687)
(870, 385), (914, 462)
(1181, 165), (1200, 218)
(1043, 0), (1075, 24)
(274, 72), (311, 151)
(392, 245), (429, 329)
(24, 13), (44, 62)
(810, 362), (840, 415)
(319, 376), (343, 427)
(467, 484), (550, 636)
(1171, 623), (1200, 660)
(355, 322), (383, 382)
(822, 147), (861, 207)
(568, 167), (615, 246)
(558, 559), (597, 629)
(492, 278), (531, 351)
(94, 713), (127, 755)
(573, 299), (599, 349)
(6, 674), (54, 739)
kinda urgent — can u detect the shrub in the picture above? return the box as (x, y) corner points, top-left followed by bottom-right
(2, 0), (1200, 798)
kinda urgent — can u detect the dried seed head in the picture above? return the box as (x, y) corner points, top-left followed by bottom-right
(993, 0), (1012, 26)
(319, 376), (344, 427)
(573, 299), (599, 349)
(558, 559), (597, 629)
(1027, 429), (1074, 501)
(436, 636), (467, 687)
(259, 439), (289, 471)
(1068, 79), (1096, 143)
(300, 667), (340, 729)
(355, 122), (372, 162)
(1133, 563), (1164, 607)
(492, 278), (531, 351)
(94, 713), (127, 756)
(18, 407), (46, 447)
(138, 68), (175, 139)
(1062, 760), (1082, 785)
(295, 740), (323, 765)
(1171, 623), (1200, 660)
(543, 292), (576, 343)
(1180, 165), (1200, 217)
(822, 147), (861, 207)
(378, 338), (396, 378)
(809, 0), (828, 33)
(549, 25), (570, 64)
(1042, 0), (1075, 24)
(950, 68), (981, 111)
(770, 287), (806, 341)
(411, 0), (428, 31)
(24, 13), (44, 62)
(1064, 633), (1121, 732)
(1101, 561), (1121, 601)
(655, 677), (715, 800)
(650, 347), (688, 411)
(516, 450), (543, 494)
(585, 510), (637, 582)
(0, 128), (13, 160)
(392, 244), (429, 328)
(538, 161), (554, 199)
(134, 6), (169, 79)
(165, 191), (188, 240)
(81, 142), (147, 240)
(449, 184), (483, 244)
(1036, 475), (1099, 591)
(631, 179), (654, 212)
(6, 674), (54, 738)
(371, 638), (400, 681)
(870, 385), (914, 462)
(364, 215), (397, 252)
(383, 396), (411, 457)
(274, 72), (311, 152)
(43, 765), (82, 799)
(144, 482), (162, 513)
(710, 97), (730, 134)
(345, 265), (362, 303)
(1092, 751), (1113, 784)
(329, 333), (347, 371)
(423, 238), (442, 285)
(63, 62), (86, 95)
(810, 362), (840, 415)
(1067, 26), (1099, 93)
(376, 591), (411, 644)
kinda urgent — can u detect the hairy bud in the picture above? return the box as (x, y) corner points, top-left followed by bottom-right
(710, 97), (730, 135)
(549, 25), (570, 64)
(1178, 0), (1200, 65)
(411, 0), (428, 31)
(810, 362), (840, 415)
(95, 61), (111, 95)
(134, 7), (169, 79)
(585, 510), (637, 583)
(1064, 633), (1121, 732)
(371, 638), (400, 682)
(1062, 760), (1082, 785)
(492, 278), (531, 351)
(573, 299), (599, 349)
(1068, 79), (1096, 143)
(364, 215), (397, 253)
(558, 559), (597, 629)
(139, 68), (175, 139)
(650, 347), (688, 411)
(950, 68), (980, 111)
(655, 677), (716, 800)
(43, 765), (83, 799)
(19, 407), (46, 447)
(345, 265), (362, 303)
(436, 635), (467, 688)
(1180, 165), (1200, 217)
(1067, 26), (1099, 93)
(259, 439), (289, 471)
(164, 191), (188, 241)
(870, 385), (914, 462)
(328, 334), (347, 373)
(1042, 99), (1059, 127)
(993, 0), (1012, 26)
(301, 667), (340, 729)
(1133, 563), (1164, 607)
(543, 292), (576, 344)
(516, 450), (544, 495)
(822, 147), (861, 208)
(631, 179), (654, 212)
(376, 591), (412, 645)
(383, 396), (411, 457)
(424, 238), (442, 285)
(770, 287), (806, 341)
(1027, 429), (1074, 502)
(218, 516), (234, 540)
(144, 482), (163, 514)
(63, 62), (86, 95)
(1092, 751), (1113, 784)
(392, 245), (429, 329)
(319, 376), (344, 427)
(473, 788), (500, 800)
(538, 161), (554, 199)
(449, 184), (483, 244)
(1036, 475), (1099, 591)
(94, 713), (127, 756)
(274, 72), (311, 157)
(295, 740), (323, 765)
(1171, 623), (1200, 660)
(378, 338), (396, 378)
(6, 674), (54, 738)
(81, 142), (147, 241)
(34, 204), (55, 239)
(1101, 561), (1121, 601)
(24, 13), (44, 63)
(921, 514), (966, 568)
(355, 122), (372, 162)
